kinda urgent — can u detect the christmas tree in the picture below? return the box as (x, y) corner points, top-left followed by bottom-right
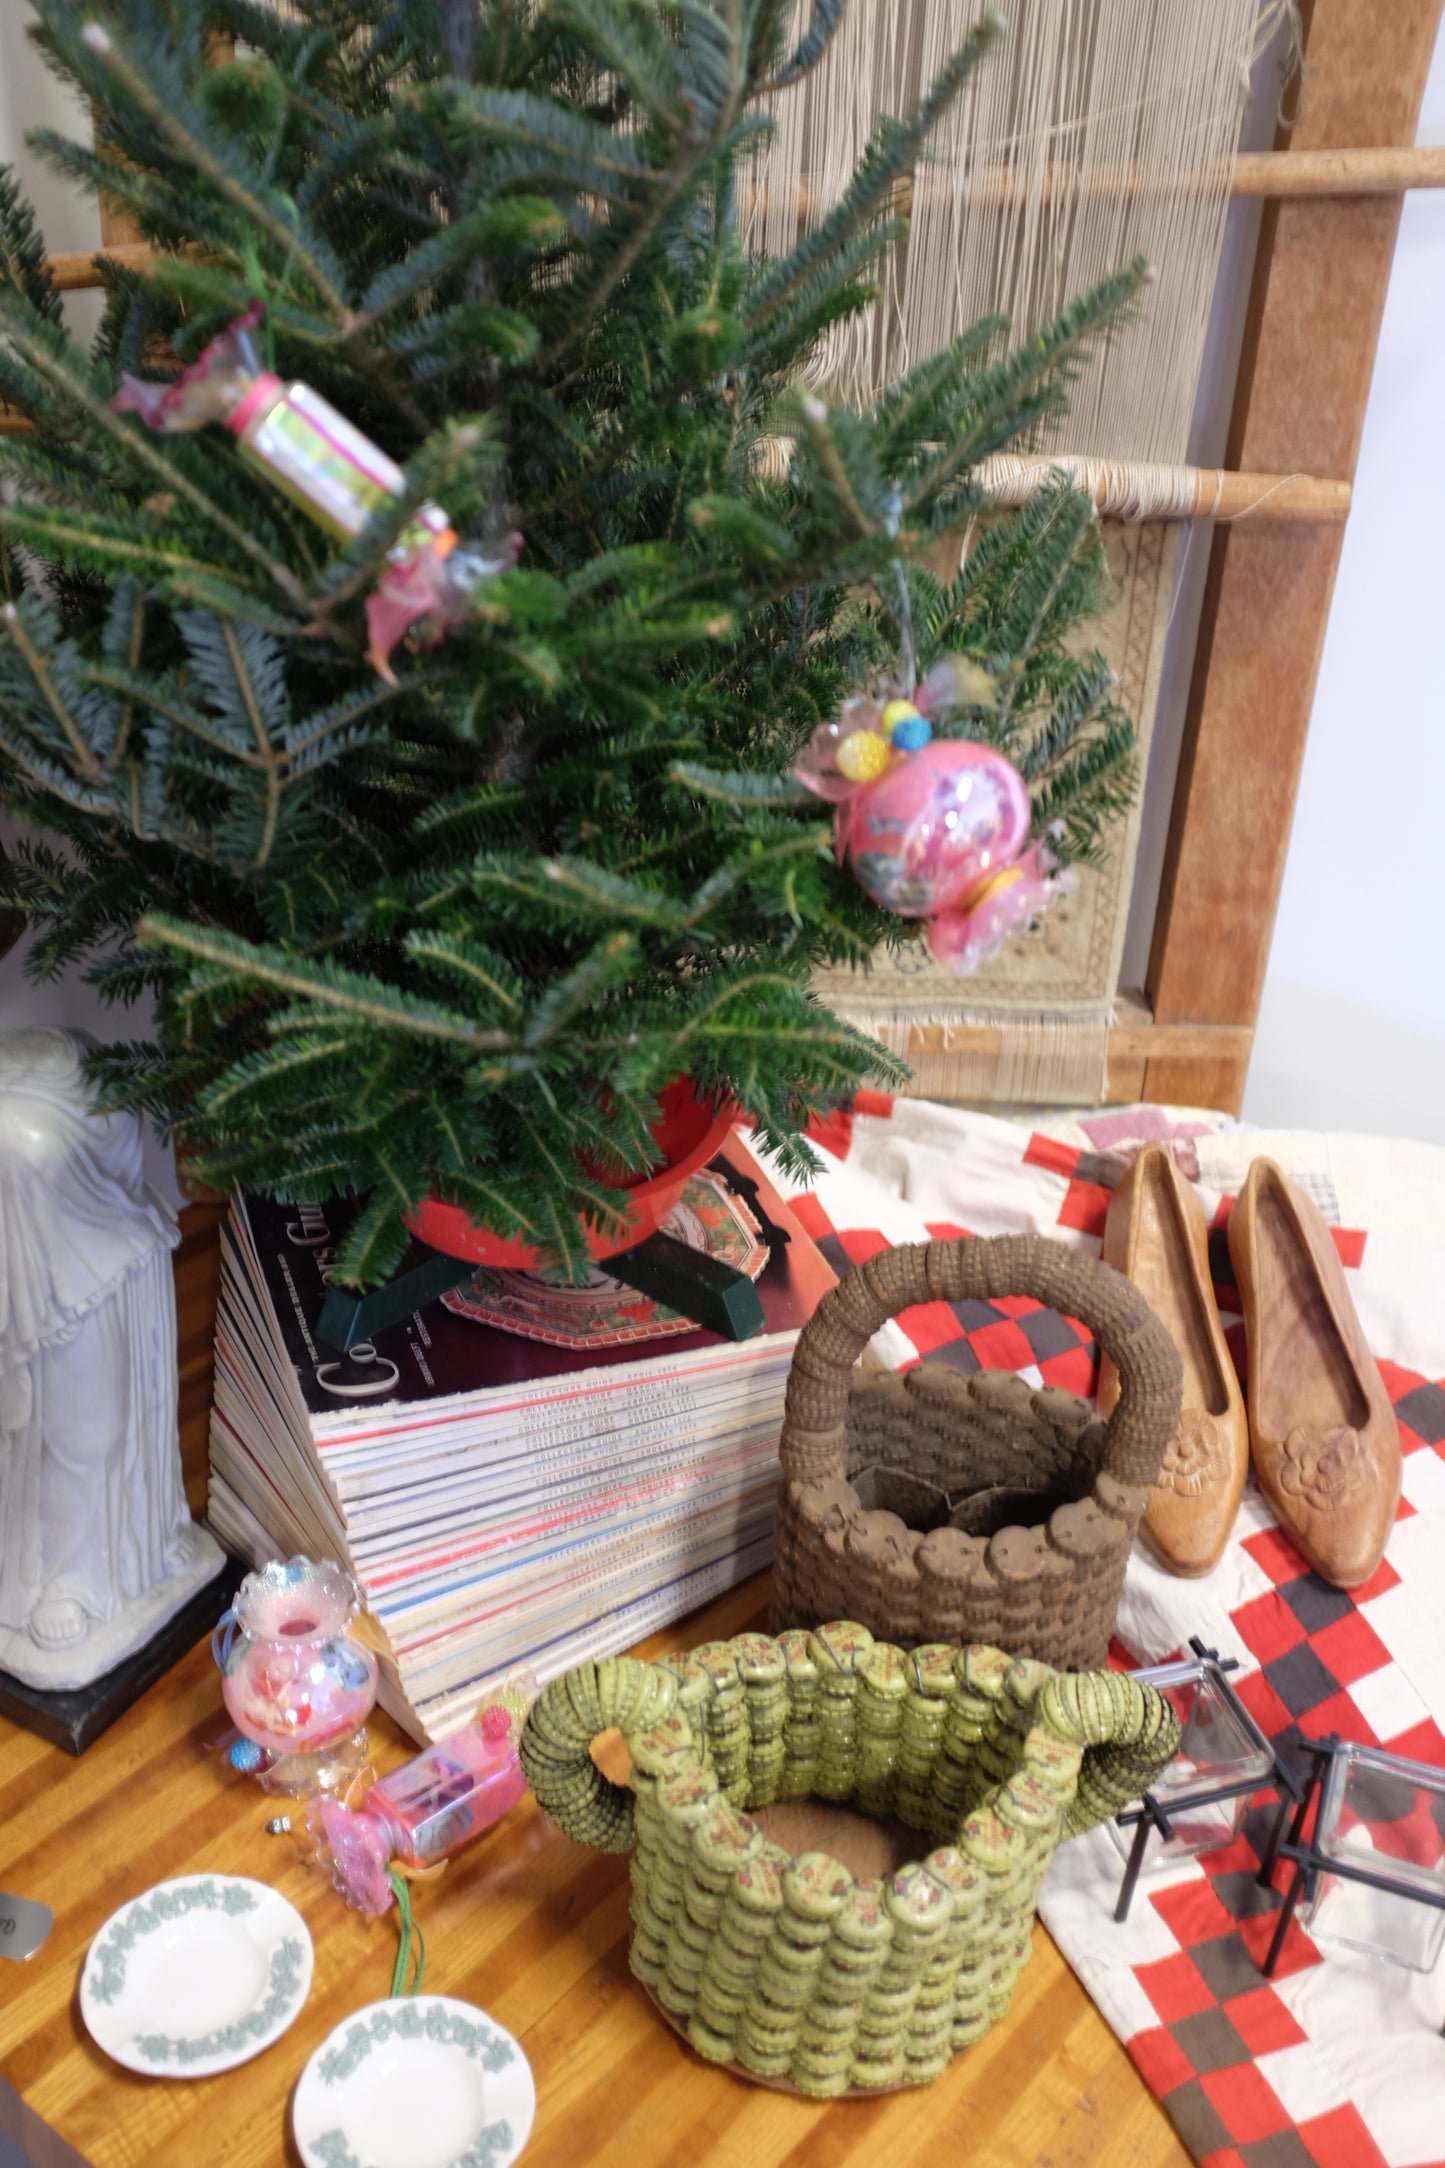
(0, 0), (1141, 1284)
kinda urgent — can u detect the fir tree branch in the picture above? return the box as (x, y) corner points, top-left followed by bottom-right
(219, 623), (283, 867)
(0, 507), (275, 603)
(745, 10), (1002, 336)
(798, 395), (875, 539)
(199, 1037), (343, 1117)
(0, 163), (63, 323)
(404, 931), (524, 1012)
(537, 155), (694, 371)
(767, 0), (847, 89)
(0, 603), (101, 779)
(279, 677), (412, 760)
(81, 666), (266, 768)
(80, 22), (351, 323)
(332, 1186), (411, 1287)
(682, 833), (827, 924)
(668, 761), (812, 807)
(537, 859), (683, 929)
(522, 932), (635, 1047)
(138, 915), (515, 1049)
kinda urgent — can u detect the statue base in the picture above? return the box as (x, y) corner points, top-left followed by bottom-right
(0, 1535), (236, 1754)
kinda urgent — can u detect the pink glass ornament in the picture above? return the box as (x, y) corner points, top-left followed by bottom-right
(112, 299), (267, 432)
(834, 737), (1032, 920)
(793, 657), (999, 805)
(214, 1557), (378, 1758)
(793, 693), (887, 803)
(364, 530), (522, 683)
(314, 1704), (529, 1916)
(793, 654), (1075, 973)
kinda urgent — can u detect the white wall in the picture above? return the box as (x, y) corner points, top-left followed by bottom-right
(1240, 25), (1445, 1141)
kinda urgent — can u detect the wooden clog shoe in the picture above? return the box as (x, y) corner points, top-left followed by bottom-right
(1227, 1158), (1400, 1589)
(1099, 1143), (1249, 1576)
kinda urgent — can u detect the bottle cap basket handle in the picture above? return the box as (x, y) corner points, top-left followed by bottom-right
(779, 1233), (1182, 1490)
(519, 1641), (1179, 1858)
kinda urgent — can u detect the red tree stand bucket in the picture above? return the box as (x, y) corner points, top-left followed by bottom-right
(405, 1077), (735, 1271)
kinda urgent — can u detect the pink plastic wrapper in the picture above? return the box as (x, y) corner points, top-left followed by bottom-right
(926, 838), (1077, 974)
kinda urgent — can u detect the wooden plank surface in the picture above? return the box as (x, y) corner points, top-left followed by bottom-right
(0, 1208), (1190, 2168)
(1147, 0), (1445, 1032)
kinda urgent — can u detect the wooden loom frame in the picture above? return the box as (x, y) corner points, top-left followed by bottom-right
(6, 0), (1443, 1114)
(1019, 0), (1441, 1110)
(883, 0), (1445, 1110)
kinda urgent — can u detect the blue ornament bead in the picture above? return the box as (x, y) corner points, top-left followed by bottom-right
(229, 1738), (264, 1772)
(890, 714), (933, 752)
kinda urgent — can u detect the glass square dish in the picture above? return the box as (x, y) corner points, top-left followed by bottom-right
(1302, 1743), (1445, 1973)
(1108, 1656), (1277, 1870)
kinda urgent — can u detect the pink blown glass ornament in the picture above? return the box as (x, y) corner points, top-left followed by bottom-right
(794, 657), (1075, 975)
(835, 738), (1030, 919)
(792, 692), (888, 803)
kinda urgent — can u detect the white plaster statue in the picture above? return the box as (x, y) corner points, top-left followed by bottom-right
(0, 1028), (223, 1691)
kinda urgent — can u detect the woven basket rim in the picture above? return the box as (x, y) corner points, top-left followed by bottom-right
(787, 1368), (1142, 1591)
(520, 1627), (1178, 1865)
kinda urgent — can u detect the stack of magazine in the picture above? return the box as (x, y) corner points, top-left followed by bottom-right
(206, 1130), (833, 1741)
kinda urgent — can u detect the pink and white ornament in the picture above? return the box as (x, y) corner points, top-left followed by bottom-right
(794, 658), (1075, 974)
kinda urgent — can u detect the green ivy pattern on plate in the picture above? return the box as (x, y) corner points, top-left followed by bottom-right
(316, 2001), (517, 2086)
(310, 2120), (515, 2168)
(88, 1879), (259, 2007)
(307, 2137), (361, 2168)
(133, 1937), (307, 2066)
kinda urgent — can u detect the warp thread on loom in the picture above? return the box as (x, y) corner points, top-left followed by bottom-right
(744, 0), (1295, 466)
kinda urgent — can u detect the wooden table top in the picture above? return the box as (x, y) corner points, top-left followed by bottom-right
(0, 1207), (1190, 2168)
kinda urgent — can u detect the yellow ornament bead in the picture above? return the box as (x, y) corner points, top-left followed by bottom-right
(836, 730), (891, 783)
(881, 698), (922, 737)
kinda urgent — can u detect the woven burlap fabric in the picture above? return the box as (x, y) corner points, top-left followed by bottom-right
(774, 1237), (1182, 1669)
(520, 1627), (1179, 2097)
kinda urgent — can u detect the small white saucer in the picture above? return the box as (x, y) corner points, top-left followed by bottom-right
(293, 1996), (536, 2168)
(80, 1873), (313, 2077)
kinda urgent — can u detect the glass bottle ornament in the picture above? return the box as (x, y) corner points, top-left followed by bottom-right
(213, 1557), (379, 1794)
(112, 299), (519, 677)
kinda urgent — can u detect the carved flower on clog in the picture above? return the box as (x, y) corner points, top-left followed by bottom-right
(1155, 1413), (1230, 1498)
(1276, 1425), (1370, 1511)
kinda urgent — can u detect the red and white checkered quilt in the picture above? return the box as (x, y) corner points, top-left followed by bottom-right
(767, 1093), (1445, 2168)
